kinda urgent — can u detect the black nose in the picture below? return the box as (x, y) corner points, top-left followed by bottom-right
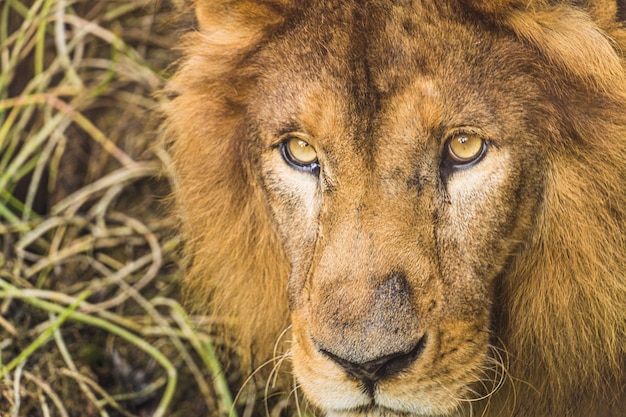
(320, 335), (427, 383)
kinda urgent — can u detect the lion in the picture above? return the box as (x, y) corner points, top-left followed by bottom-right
(164, 0), (626, 416)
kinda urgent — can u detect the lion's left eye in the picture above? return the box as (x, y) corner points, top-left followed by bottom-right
(280, 137), (320, 174)
(446, 134), (487, 165)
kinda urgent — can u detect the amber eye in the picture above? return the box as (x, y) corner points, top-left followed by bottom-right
(280, 137), (320, 174)
(446, 134), (486, 164)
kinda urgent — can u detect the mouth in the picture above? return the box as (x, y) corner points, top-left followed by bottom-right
(326, 403), (431, 417)
(323, 377), (444, 417)
(291, 318), (488, 417)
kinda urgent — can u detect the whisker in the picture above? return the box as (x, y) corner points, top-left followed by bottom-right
(232, 325), (294, 416)
(437, 343), (511, 417)
(264, 351), (292, 416)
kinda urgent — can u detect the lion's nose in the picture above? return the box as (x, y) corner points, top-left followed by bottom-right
(320, 335), (426, 383)
(310, 271), (426, 371)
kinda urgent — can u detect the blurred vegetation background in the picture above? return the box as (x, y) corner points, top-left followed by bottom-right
(0, 1), (297, 416)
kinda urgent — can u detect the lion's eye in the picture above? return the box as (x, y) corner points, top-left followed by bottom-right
(287, 138), (317, 164)
(280, 137), (320, 174)
(446, 134), (486, 165)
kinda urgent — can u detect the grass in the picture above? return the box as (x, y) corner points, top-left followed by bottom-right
(0, 1), (258, 416)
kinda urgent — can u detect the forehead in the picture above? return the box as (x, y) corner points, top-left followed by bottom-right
(250, 1), (536, 146)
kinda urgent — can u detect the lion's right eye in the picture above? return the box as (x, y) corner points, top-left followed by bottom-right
(445, 133), (487, 166)
(280, 137), (320, 175)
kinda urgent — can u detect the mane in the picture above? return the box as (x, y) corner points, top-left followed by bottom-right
(164, 0), (626, 411)
(484, 2), (626, 412)
(164, 0), (294, 368)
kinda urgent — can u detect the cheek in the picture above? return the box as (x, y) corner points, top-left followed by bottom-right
(442, 149), (534, 279)
(261, 154), (320, 253)
(447, 151), (516, 228)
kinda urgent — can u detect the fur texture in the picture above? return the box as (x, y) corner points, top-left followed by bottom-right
(165, 1), (626, 416)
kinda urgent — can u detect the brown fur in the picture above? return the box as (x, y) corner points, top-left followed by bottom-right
(165, 1), (626, 416)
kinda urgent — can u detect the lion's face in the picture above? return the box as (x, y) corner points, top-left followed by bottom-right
(169, 0), (626, 415)
(249, 3), (546, 415)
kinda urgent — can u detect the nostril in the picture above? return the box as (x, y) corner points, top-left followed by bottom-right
(320, 334), (427, 383)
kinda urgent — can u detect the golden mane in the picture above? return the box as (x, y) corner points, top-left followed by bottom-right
(485, 1), (626, 410)
(165, 0), (626, 414)
(164, 1), (294, 368)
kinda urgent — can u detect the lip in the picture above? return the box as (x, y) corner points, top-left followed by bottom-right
(322, 384), (438, 417)
(327, 403), (423, 417)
